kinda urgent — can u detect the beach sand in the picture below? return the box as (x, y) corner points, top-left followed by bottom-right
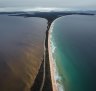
(48, 28), (58, 91)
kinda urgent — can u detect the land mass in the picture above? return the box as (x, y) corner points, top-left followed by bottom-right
(0, 10), (96, 91)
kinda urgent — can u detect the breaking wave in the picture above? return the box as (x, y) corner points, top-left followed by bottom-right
(49, 22), (65, 91)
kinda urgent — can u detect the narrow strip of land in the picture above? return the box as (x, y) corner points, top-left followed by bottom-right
(31, 21), (52, 91)
(40, 39), (46, 91)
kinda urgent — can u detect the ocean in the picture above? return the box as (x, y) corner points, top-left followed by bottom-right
(50, 15), (96, 91)
(0, 15), (47, 91)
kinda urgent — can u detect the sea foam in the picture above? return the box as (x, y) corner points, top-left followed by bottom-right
(49, 22), (65, 91)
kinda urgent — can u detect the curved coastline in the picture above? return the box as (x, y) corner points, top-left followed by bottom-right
(48, 22), (58, 91)
(48, 20), (65, 91)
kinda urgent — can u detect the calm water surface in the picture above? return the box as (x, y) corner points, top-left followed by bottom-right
(50, 15), (96, 91)
(0, 15), (47, 91)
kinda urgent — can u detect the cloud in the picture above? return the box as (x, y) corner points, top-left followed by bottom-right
(0, 0), (96, 9)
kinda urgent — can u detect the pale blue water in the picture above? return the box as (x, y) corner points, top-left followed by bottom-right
(50, 15), (96, 91)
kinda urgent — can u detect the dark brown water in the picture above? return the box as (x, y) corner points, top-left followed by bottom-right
(0, 15), (47, 91)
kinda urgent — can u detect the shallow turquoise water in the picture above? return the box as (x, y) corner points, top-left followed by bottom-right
(50, 15), (96, 91)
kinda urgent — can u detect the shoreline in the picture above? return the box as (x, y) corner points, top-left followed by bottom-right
(31, 19), (63, 91)
(48, 23), (58, 91)
(31, 21), (53, 91)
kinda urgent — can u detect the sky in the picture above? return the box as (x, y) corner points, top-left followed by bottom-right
(0, 0), (96, 9)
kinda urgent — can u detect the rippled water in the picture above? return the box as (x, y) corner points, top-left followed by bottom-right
(50, 15), (96, 91)
(0, 15), (47, 91)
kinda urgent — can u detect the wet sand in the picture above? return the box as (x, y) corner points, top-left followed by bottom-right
(48, 23), (58, 91)
(0, 15), (47, 91)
